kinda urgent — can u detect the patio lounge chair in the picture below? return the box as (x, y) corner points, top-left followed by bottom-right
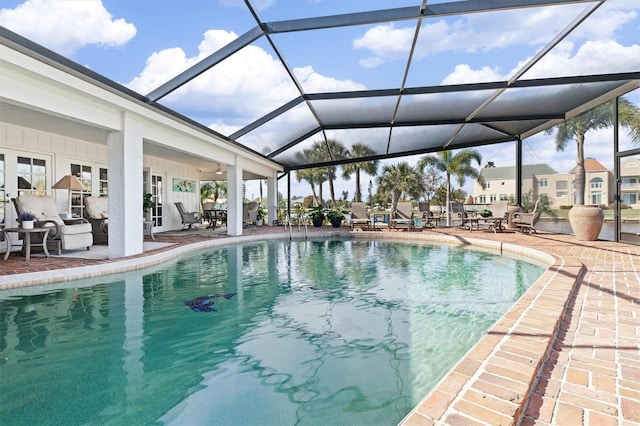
(12, 195), (93, 254)
(512, 197), (541, 233)
(489, 200), (509, 219)
(390, 201), (414, 230)
(174, 202), (201, 230)
(350, 202), (372, 230)
(84, 196), (109, 244)
(448, 201), (468, 228)
(418, 201), (437, 228)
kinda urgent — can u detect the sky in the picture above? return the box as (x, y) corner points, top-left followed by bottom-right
(1, 0), (639, 201)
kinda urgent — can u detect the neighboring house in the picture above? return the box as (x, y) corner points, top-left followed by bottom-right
(473, 158), (614, 208)
(568, 158), (614, 207)
(473, 164), (557, 204)
(620, 157), (640, 208)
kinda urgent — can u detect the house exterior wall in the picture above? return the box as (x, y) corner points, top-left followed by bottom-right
(1, 120), (199, 232)
(620, 157), (640, 208)
(474, 166), (615, 208)
(473, 176), (531, 204)
(536, 173), (571, 207)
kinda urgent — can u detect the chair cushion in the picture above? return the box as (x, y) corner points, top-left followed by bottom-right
(85, 197), (109, 219)
(37, 214), (64, 227)
(18, 195), (59, 217)
(87, 206), (108, 219)
(61, 222), (92, 235)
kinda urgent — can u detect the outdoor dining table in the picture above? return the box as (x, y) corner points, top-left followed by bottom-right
(204, 209), (227, 229)
(465, 216), (506, 233)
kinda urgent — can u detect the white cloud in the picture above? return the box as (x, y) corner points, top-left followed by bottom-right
(441, 64), (504, 85)
(0, 0), (136, 56)
(520, 40), (640, 78)
(127, 30), (365, 133)
(442, 38), (639, 84)
(351, 4), (636, 69)
(353, 23), (413, 60)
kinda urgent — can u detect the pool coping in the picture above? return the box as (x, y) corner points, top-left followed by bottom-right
(0, 230), (585, 424)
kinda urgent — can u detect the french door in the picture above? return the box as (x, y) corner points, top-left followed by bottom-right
(143, 169), (164, 229)
(0, 149), (51, 227)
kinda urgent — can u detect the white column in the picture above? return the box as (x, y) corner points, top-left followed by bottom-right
(267, 172), (277, 226)
(226, 162), (243, 236)
(107, 115), (144, 258)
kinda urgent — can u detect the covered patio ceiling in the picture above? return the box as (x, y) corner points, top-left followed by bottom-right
(1, 0), (639, 174)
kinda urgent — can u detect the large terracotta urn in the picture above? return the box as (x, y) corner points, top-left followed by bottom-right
(568, 205), (604, 241)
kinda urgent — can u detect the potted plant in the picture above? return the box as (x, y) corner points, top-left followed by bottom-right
(143, 193), (154, 217)
(18, 211), (36, 229)
(256, 205), (267, 226)
(326, 207), (346, 227)
(309, 204), (325, 227)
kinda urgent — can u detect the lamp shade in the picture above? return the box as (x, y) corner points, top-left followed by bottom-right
(52, 175), (88, 191)
(53, 175), (87, 215)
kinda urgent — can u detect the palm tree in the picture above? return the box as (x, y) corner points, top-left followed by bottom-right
(547, 97), (640, 205)
(341, 143), (379, 203)
(375, 162), (424, 217)
(418, 149), (483, 227)
(311, 139), (348, 204)
(295, 168), (320, 205)
(200, 181), (227, 209)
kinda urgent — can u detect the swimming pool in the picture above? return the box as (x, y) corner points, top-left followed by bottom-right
(0, 239), (545, 425)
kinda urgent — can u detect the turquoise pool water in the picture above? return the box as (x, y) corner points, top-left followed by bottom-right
(0, 239), (545, 425)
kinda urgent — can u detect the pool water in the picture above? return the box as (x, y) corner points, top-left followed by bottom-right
(0, 239), (545, 425)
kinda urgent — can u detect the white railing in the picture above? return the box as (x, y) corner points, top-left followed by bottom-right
(620, 183), (640, 190)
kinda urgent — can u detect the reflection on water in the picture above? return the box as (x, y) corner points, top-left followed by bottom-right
(0, 240), (545, 425)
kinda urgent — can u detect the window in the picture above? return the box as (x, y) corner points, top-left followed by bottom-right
(489, 194), (497, 202)
(499, 194), (509, 201)
(70, 163), (92, 217)
(556, 180), (567, 190)
(483, 181), (491, 189)
(539, 178), (548, 187)
(590, 177), (603, 189)
(17, 156), (46, 196)
(99, 168), (108, 196)
(478, 195), (486, 203)
(501, 181), (505, 186)
(622, 194), (637, 204)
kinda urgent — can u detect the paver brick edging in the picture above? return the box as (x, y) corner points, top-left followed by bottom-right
(399, 243), (586, 424)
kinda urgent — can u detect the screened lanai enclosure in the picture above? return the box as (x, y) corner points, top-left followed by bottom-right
(1, 0), (638, 179)
(0, 0), (639, 242)
(143, 0), (639, 171)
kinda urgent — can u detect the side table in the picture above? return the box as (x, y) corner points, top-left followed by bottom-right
(3, 227), (51, 261)
(143, 221), (155, 241)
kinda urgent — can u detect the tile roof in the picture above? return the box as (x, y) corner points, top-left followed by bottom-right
(570, 157), (610, 173)
(479, 164), (557, 180)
